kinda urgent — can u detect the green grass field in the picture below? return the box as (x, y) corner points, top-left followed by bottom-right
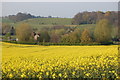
(2, 18), (14, 23)
(13, 18), (72, 29)
(23, 18), (72, 25)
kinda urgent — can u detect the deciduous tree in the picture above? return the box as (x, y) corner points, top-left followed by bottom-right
(16, 23), (32, 41)
(81, 29), (92, 43)
(94, 19), (111, 43)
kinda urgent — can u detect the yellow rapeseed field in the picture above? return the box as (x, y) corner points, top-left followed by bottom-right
(2, 42), (119, 78)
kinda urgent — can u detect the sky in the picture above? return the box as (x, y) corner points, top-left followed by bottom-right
(2, 2), (118, 18)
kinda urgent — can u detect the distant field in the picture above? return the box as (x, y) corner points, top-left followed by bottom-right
(23, 18), (72, 25)
(14, 18), (97, 31)
(1, 17), (95, 30)
(13, 18), (72, 29)
(2, 42), (118, 78)
(0, 18), (72, 30)
(2, 18), (14, 23)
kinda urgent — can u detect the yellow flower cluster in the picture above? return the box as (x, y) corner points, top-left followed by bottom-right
(2, 42), (119, 78)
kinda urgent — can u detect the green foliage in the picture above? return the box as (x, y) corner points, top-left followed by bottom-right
(54, 29), (65, 35)
(61, 29), (81, 44)
(61, 34), (70, 43)
(16, 23), (32, 42)
(4, 32), (11, 41)
(76, 24), (96, 35)
(81, 29), (92, 43)
(50, 29), (66, 43)
(38, 30), (50, 42)
(94, 19), (112, 43)
(2, 23), (11, 34)
(74, 28), (81, 38)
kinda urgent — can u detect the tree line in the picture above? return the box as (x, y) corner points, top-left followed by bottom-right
(3, 12), (59, 22)
(12, 19), (115, 44)
(72, 11), (118, 26)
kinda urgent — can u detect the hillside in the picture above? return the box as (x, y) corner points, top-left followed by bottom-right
(2, 17), (117, 40)
(23, 18), (72, 25)
(14, 18), (72, 29)
(14, 18), (97, 32)
(2, 17), (14, 23)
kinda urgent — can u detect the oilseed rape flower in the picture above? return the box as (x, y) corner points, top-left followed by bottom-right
(2, 42), (119, 78)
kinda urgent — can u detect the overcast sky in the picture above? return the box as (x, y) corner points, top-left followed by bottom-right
(2, 2), (118, 18)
